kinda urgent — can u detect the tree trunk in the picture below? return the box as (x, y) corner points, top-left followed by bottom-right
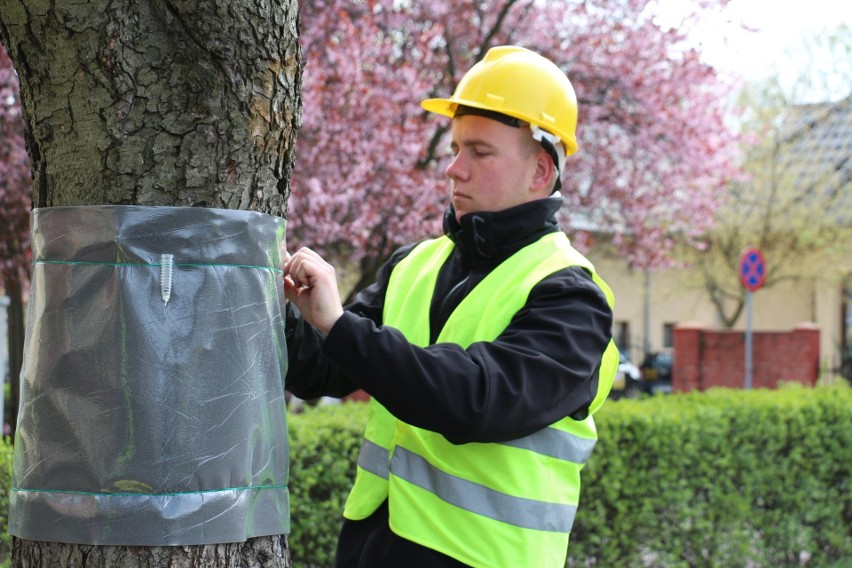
(11, 536), (290, 567)
(4, 276), (22, 440)
(0, 0), (300, 212)
(0, 0), (301, 565)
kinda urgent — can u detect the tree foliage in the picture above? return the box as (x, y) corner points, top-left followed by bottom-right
(681, 81), (852, 328)
(0, 42), (30, 295)
(780, 22), (851, 104)
(290, 0), (740, 296)
(678, 21), (852, 329)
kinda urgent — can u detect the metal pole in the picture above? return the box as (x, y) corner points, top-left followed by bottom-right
(643, 269), (652, 357)
(745, 290), (753, 390)
(0, 295), (9, 434)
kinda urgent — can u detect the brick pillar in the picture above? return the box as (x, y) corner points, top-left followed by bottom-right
(673, 323), (704, 392)
(792, 322), (820, 385)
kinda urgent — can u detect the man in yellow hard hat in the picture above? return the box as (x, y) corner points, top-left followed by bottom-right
(284, 45), (617, 568)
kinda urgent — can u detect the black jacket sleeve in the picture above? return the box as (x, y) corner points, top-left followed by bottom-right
(283, 244), (417, 400)
(319, 265), (613, 444)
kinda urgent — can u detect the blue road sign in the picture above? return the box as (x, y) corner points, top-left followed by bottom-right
(738, 247), (766, 292)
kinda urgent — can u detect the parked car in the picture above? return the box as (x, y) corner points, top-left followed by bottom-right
(639, 350), (673, 394)
(609, 351), (641, 399)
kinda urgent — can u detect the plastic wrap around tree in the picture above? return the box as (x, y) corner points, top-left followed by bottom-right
(9, 205), (290, 546)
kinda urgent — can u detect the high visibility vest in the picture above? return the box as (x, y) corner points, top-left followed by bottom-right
(343, 232), (618, 568)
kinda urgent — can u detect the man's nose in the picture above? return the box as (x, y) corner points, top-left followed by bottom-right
(445, 154), (467, 181)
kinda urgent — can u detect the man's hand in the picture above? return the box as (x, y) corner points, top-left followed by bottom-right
(283, 247), (344, 335)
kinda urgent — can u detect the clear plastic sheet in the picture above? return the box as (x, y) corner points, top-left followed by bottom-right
(9, 205), (290, 545)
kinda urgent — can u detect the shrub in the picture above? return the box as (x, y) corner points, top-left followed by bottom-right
(287, 402), (368, 568)
(1, 384), (848, 567)
(571, 383), (852, 567)
(287, 386), (851, 567)
(0, 438), (12, 567)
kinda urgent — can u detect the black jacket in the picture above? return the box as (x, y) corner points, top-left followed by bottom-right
(286, 196), (613, 443)
(285, 196), (613, 567)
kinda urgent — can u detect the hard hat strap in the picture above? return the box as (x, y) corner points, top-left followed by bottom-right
(531, 125), (565, 193)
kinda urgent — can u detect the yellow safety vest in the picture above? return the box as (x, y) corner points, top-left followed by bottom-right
(343, 232), (617, 567)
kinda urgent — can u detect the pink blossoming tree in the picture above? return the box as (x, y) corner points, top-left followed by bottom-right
(291, 0), (739, 298)
(0, 43), (29, 283)
(0, 43), (31, 437)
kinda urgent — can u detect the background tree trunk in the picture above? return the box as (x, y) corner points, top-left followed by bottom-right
(4, 276), (22, 440)
(0, 0), (301, 565)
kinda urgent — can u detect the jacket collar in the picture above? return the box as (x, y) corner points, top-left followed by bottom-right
(443, 196), (564, 264)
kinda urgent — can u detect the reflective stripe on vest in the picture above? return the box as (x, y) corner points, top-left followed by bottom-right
(500, 423), (597, 463)
(344, 232), (617, 567)
(343, 238), (456, 521)
(356, 422), (597, 479)
(357, 438), (390, 480)
(391, 446), (577, 533)
(355, 422), (598, 493)
(343, 398), (397, 519)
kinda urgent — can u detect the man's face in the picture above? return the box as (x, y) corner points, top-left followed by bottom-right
(446, 114), (543, 221)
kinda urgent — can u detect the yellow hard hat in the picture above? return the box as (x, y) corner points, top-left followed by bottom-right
(422, 45), (579, 155)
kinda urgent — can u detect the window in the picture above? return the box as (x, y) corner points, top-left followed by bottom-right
(663, 322), (675, 348)
(614, 321), (630, 353)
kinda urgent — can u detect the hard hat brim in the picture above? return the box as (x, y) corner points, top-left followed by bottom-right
(422, 96), (578, 156)
(421, 97), (458, 118)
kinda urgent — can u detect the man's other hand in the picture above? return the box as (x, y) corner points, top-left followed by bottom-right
(283, 247), (344, 335)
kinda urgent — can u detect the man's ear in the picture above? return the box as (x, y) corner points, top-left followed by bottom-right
(530, 150), (556, 194)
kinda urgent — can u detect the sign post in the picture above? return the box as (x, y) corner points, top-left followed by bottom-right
(738, 247), (767, 390)
(0, 296), (8, 433)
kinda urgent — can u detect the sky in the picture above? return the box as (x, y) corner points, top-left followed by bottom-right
(655, 0), (852, 101)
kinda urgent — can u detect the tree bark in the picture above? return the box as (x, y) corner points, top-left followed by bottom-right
(0, 0), (300, 213)
(0, 0), (301, 565)
(11, 536), (290, 567)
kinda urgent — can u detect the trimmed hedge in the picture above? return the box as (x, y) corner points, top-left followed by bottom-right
(286, 385), (851, 567)
(287, 403), (369, 568)
(0, 438), (11, 568)
(571, 384), (852, 567)
(0, 385), (848, 567)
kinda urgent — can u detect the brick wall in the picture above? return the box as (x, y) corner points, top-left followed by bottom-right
(672, 323), (820, 392)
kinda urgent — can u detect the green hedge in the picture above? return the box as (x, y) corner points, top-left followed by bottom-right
(287, 403), (369, 568)
(0, 385), (848, 567)
(286, 385), (851, 568)
(0, 438), (11, 568)
(571, 384), (852, 567)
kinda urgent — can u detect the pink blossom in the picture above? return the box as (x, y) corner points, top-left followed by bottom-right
(0, 43), (32, 294)
(290, 0), (740, 279)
